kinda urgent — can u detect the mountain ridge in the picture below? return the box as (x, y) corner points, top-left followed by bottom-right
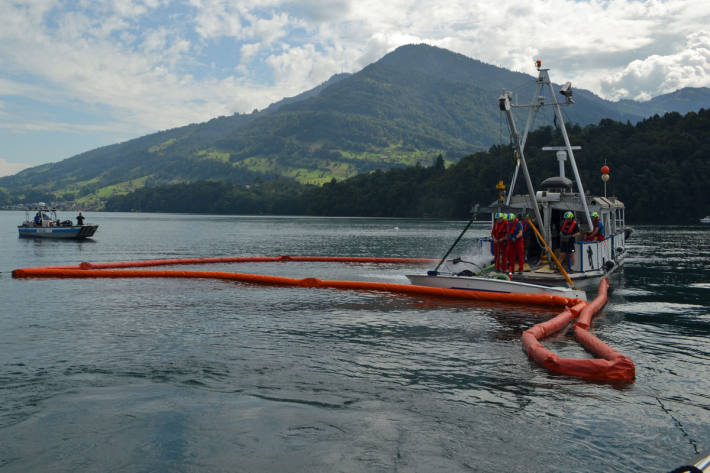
(2, 43), (710, 207)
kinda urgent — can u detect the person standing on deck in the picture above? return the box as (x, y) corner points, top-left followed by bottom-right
(76, 212), (85, 226)
(521, 213), (531, 261)
(585, 211), (605, 241)
(491, 213), (506, 271)
(507, 213), (525, 276)
(559, 211), (581, 271)
(499, 214), (511, 272)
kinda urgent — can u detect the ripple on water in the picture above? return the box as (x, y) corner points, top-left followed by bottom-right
(689, 282), (710, 290)
(612, 287), (654, 297)
(613, 302), (707, 316)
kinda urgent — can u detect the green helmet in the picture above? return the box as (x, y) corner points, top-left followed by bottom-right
(564, 211), (574, 219)
(591, 211), (600, 219)
(509, 213), (517, 220)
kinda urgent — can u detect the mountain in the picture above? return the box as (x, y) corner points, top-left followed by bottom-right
(2, 44), (710, 208)
(615, 87), (710, 117)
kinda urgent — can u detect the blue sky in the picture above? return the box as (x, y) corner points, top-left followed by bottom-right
(2, 0), (710, 176)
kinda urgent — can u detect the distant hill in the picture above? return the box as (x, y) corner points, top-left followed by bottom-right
(615, 87), (710, 117)
(2, 43), (710, 207)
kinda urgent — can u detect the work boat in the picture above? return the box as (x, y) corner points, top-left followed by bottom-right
(408, 61), (630, 299)
(18, 205), (98, 239)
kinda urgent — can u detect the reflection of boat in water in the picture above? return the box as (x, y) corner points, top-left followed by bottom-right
(408, 60), (631, 298)
(18, 204), (98, 239)
(701, 216), (710, 224)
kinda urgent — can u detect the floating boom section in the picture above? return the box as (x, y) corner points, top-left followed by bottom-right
(521, 278), (635, 382)
(13, 256), (579, 308)
(22, 255), (436, 270)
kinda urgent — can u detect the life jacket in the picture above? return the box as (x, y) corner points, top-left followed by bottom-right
(491, 220), (501, 238)
(561, 219), (577, 235)
(494, 220), (507, 239)
(593, 220), (605, 241)
(522, 219), (530, 235)
(508, 219), (523, 241)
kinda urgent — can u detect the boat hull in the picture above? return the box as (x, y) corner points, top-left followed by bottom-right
(512, 257), (624, 287)
(18, 225), (98, 239)
(406, 274), (587, 301)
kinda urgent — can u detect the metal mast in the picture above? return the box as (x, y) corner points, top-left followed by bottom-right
(503, 64), (593, 229)
(505, 79), (542, 206)
(541, 69), (593, 228)
(498, 90), (544, 239)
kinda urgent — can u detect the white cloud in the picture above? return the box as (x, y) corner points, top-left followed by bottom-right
(289, 0), (350, 22)
(600, 32), (710, 101)
(0, 119), (135, 134)
(0, 158), (31, 177)
(2, 0), (710, 168)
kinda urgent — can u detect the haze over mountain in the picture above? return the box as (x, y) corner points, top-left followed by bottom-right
(2, 44), (709, 208)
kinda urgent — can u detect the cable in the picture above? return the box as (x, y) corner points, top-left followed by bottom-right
(655, 395), (700, 456)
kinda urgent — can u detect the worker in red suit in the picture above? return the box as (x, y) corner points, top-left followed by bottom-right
(507, 213), (525, 276)
(491, 213), (507, 270)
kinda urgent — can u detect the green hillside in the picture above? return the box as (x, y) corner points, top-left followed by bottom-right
(104, 109), (710, 224)
(2, 43), (710, 208)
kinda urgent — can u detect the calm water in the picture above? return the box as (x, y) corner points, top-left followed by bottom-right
(1, 210), (709, 473)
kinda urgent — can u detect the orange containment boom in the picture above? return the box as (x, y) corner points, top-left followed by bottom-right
(521, 278), (635, 383)
(12, 255), (580, 308)
(13, 257), (633, 382)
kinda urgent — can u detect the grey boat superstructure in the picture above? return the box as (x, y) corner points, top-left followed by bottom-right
(493, 61), (629, 283)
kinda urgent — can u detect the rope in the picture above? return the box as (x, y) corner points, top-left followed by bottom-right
(655, 395), (700, 456)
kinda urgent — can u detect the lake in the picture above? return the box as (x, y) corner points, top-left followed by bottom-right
(1, 210), (709, 472)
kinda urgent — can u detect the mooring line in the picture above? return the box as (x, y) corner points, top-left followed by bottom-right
(656, 396), (700, 455)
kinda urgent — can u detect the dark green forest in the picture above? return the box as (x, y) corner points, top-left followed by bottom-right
(105, 109), (710, 224)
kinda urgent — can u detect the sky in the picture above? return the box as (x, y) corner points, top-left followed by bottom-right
(1, 0), (710, 177)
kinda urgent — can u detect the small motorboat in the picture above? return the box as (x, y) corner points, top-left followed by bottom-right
(18, 204), (98, 239)
(406, 259), (587, 301)
(701, 216), (710, 224)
